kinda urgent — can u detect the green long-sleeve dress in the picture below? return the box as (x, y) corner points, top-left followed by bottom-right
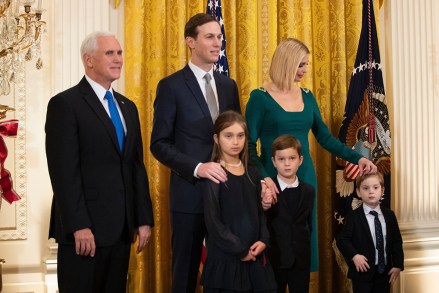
(245, 87), (362, 271)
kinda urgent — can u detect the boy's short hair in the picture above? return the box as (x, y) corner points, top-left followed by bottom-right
(355, 171), (385, 189)
(271, 134), (302, 157)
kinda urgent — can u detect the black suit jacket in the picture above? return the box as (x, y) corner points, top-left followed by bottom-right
(46, 77), (154, 247)
(150, 65), (241, 214)
(266, 178), (315, 270)
(336, 205), (404, 281)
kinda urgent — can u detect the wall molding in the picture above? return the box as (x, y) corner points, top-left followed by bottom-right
(0, 61), (27, 241)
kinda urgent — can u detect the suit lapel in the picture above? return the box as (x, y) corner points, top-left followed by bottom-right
(214, 72), (226, 112)
(274, 179), (294, 225)
(358, 207), (375, 245)
(78, 77), (122, 154)
(183, 65), (214, 125)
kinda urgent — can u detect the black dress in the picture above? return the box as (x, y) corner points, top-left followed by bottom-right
(202, 166), (277, 292)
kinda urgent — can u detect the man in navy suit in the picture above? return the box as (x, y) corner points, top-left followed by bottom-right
(46, 31), (154, 293)
(150, 13), (241, 293)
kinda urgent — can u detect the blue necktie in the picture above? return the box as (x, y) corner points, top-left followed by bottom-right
(370, 210), (385, 273)
(104, 91), (124, 151)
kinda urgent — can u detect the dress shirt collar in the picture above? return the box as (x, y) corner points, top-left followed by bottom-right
(277, 175), (299, 191)
(85, 74), (114, 102)
(362, 203), (382, 216)
(188, 60), (214, 80)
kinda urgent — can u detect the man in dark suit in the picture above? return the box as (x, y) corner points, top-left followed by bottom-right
(336, 172), (404, 293)
(46, 31), (154, 293)
(150, 13), (241, 293)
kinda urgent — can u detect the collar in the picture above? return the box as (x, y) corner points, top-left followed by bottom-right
(362, 203), (382, 216)
(85, 75), (113, 102)
(188, 60), (214, 80)
(277, 175), (299, 191)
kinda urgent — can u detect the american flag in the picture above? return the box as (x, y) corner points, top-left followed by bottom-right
(206, 0), (230, 76)
(335, 0), (391, 222)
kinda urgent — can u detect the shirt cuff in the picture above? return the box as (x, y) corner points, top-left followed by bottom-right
(194, 163), (202, 178)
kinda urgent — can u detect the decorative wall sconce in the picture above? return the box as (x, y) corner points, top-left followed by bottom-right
(0, 0), (46, 96)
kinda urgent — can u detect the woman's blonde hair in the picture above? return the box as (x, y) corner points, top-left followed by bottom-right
(269, 38), (310, 91)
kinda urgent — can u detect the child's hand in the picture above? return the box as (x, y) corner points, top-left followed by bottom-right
(241, 251), (256, 262)
(352, 254), (370, 272)
(261, 182), (274, 210)
(250, 241), (266, 257)
(388, 267), (401, 283)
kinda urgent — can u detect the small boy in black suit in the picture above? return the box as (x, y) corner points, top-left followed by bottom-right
(336, 172), (404, 293)
(264, 134), (315, 293)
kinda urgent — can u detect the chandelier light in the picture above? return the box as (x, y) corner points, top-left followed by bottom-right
(0, 0), (45, 96)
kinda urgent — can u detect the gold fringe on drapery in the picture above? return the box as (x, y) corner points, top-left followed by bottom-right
(124, 1), (381, 292)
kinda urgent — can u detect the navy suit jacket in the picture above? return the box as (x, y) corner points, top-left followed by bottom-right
(336, 205), (404, 281)
(46, 77), (154, 247)
(150, 65), (241, 214)
(266, 178), (315, 270)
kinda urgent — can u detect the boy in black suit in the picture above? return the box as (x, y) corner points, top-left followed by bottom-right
(264, 134), (315, 293)
(337, 172), (404, 293)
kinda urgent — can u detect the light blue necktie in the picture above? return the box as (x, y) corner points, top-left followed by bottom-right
(104, 91), (124, 151)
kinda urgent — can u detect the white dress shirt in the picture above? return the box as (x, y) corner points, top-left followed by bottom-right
(188, 61), (219, 178)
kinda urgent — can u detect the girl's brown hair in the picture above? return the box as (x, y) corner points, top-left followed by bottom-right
(211, 110), (249, 170)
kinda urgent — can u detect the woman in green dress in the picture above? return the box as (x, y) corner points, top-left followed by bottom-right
(245, 38), (376, 272)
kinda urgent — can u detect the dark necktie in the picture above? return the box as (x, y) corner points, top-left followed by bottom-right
(369, 210), (385, 273)
(203, 73), (219, 122)
(104, 91), (124, 151)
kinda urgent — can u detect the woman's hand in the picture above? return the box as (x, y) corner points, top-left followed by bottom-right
(261, 182), (274, 210)
(263, 177), (279, 202)
(358, 157), (377, 175)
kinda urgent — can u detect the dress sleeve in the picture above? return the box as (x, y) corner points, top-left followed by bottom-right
(245, 89), (270, 178)
(308, 91), (363, 164)
(204, 181), (249, 259)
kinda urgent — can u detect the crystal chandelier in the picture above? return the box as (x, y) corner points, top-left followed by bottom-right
(0, 0), (45, 96)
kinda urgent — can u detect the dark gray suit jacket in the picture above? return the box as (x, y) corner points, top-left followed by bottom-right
(46, 77), (154, 247)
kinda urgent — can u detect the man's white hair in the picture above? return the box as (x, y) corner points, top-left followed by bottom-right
(80, 31), (115, 62)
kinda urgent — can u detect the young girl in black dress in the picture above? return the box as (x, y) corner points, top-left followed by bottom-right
(201, 110), (277, 293)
